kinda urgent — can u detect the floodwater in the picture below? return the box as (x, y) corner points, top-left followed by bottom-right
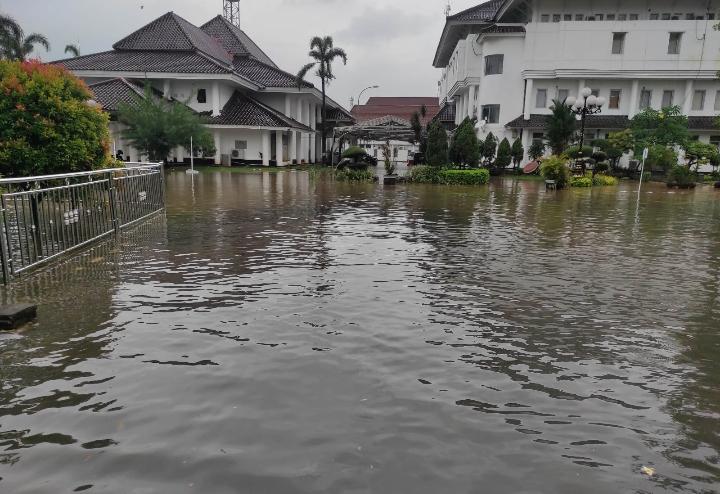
(1, 168), (719, 494)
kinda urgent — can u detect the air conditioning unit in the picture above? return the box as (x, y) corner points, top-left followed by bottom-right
(232, 149), (245, 159)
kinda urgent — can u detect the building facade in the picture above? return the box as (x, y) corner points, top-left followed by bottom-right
(434, 0), (720, 162)
(55, 12), (352, 166)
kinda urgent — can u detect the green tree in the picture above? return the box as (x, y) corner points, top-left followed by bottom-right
(631, 106), (689, 149)
(540, 155), (571, 189)
(528, 140), (546, 161)
(119, 85), (215, 162)
(64, 44), (80, 57)
(425, 120), (448, 167)
(296, 36), (348, 157)
(684, 141), (720, 172)
(481, 132), (497, 165)
(495, 137), (512, 171)
(449, 117), (480, 167)
(511, 138), (524, 171)
(545, 99), (576, 155)
(0, 60), (110, 177)
(0, 14), (49, 61)
(606, 129), (635, 170)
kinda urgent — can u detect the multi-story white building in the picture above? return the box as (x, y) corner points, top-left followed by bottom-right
(434, 0), (720, 161)
(55, 11), (352, 166)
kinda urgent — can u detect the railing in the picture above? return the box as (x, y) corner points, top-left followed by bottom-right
(0, 163), (165, 284)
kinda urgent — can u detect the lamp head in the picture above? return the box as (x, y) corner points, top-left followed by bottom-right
(596, 96), (607, 107)
(586, 95), (598, 107)
(565, 96), (577, 107)
(581, 87), (593, 98)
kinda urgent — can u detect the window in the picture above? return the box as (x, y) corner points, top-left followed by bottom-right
(686, 13), (695, 20)
(607, 14), (616, 21)
(558, 89), (569, 103)
(596, 14), (604, 21)
(532, 132), (545, 144)
(553, 14), (561, 22)
(618, 14), (627, 21)
(692, 90), (706, 111)
(661, 13), (671, 20)
(564, 14), (572, 21)
(629, 14), (639, 20)
(710, 136), (720, 151)
(481, 104), (500, 124)
(536, 89), (547, 108)
(234, 140), (247, 150)
(197, 88), (207, 103)
(650, 13), (659, 20)
(609, 90), (621, 109)
(668, 33), (683, 54)
(591, 89), (600, 97)
(639, 89), (652, 109)
(612, 32), (626, 54)
(575, 14), (584, 21)
(662, 90), (674, 108)
(484, 54), (504, 75)
(715, 91), (720, 111)
(541, 14), (550, 22)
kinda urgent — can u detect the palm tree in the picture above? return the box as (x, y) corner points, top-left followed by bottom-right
(0, 14), (49, 61)
(64, 44), (80, 57)
(296, 36), (347, 159)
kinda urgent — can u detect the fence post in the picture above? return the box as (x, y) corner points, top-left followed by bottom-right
(108, 171), (121, 237)
(0, 196), (12, 284)
(159, 162), (166, 209)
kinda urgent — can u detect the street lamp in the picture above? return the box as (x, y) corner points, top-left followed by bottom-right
(357, 85), (380, 106)
(565, 88), (605, 163)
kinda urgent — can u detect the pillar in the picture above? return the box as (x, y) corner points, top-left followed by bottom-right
(212, 81), (221, 117)
(213, 130), (221, 165)
(275, 130), (284, 166)
(262, 131), (270, 167)
(577, 79), (586, 97)
(628, 80), (640, 119)
(682, 80), (694, 114)
(296, 96), (303, 124)
(285, 94), (292, 117)
(290, 131), (298, 164)
(524, 79), (534, 120)
(468, 85), (476, 119)
(163, 79), (172, 99)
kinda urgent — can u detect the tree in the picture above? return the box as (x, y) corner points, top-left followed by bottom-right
(631, 106), (689, 149)
(0, 60), (110, 177)
(481, 132), (497, 165)
(545, 99), (576, 155)
(495, 138), (512, 171)
(528, 140), (546, 161)
(539, 155), (571, 189)
(684, 141), (720, 172)
(64, 44), (80, 57)
(0, 14), (49, 61)
(119, 85), (215, 162)
(449, 117), (480, 167)
(296, 36), (347, 159)
(511, 138), (524, 171)
(425, 120), (448, 167)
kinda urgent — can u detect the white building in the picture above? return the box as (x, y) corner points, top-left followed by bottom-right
(55, 11), (352, 166)
(434, 0), (720, 161)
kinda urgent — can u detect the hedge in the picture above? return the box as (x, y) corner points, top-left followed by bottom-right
(408, 166), (490, 186)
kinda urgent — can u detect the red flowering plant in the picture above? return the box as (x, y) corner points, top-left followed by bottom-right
(0, 59), (111, 178)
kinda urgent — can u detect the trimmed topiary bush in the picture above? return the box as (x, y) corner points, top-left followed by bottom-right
(592, 174), (619, 186)
(341, 146), (367, 160)
(438, 168), (490, 185)
(570, 176), (593, 187)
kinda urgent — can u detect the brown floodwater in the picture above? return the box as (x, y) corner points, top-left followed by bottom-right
(0, 168), (719, 494)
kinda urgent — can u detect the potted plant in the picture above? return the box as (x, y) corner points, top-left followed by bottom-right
(381, 142), (398, 185)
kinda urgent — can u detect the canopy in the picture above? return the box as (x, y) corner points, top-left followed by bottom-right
(334, 115), (416, 143)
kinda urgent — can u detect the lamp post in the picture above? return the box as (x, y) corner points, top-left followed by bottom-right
(357, 85), (380, 106)
(565, 87), (605, 164)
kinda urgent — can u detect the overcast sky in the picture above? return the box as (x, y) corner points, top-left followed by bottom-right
(0, 0), (481, 108)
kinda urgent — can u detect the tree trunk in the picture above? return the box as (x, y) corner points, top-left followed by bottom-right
(321, 78), (327, 161)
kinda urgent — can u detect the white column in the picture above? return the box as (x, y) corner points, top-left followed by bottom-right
(290, 131), (298, 164)
(577, 79), (586, 97)
(212, 81), (221, 117)
(163, 79), (172, 99)
(296, 96), (303, 123)
(682, 80), (694, 114)
(524, 79), (534, 120)
(285, 94), (292, 117)
(455, 94), (463, 124)
(262, 131), (270, 167)
(213, 130), (221, 165)
(275, 130), (284, 166)
(628, 80), (640, 119)
(468, 85), (476, 119)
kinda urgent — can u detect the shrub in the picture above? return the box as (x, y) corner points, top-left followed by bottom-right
(667, 165), (695, 186)
(426, 121), (448, 167)
(481, 132), (497, 165)
(342, 146), (367, 160)
(511, 138), (524, 170)
(684, 140), (720, 171)
(494, 137), (512, 171)
(408, 165), (441, 183)
(528, 140), (546, 160)
(570, 176), (593, 187)
(644, 144), (678, 171)
(0, 60), (111, 177)
(437, 168), (490, 185)
(449, 118), (480, 167)
(335, 168), (374, 182)
(539, 155), (571, 189)
(546, 99), (576, 154)
(592, 151), (608, 163)
(594, 162), (610, 174)
(592, 174), (619, 186)
(565, 145), (594, 159)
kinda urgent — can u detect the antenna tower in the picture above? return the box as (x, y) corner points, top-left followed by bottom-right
(223, 0), (241, 27)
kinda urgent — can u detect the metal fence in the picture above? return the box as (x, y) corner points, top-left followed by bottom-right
(0, 163), (164, 283)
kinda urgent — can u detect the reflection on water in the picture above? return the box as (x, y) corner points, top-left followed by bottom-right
(1, 168), (719, 493)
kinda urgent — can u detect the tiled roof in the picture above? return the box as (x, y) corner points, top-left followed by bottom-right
(688, 116), (719, 130)
(352, 97), (440, 125)
(200, 16), (277, 67)
(207, 91), (312, 130)
(88, 78), (146, 113)
(113, 12), (232, 64)
(325, 106), (354, 122)
(505, 114), (631, 129)
(449, 0), (506, 21)
(479, 25), (525, 34)
(433, 101), (456, 122)
(56, 50), (231, 74)
(233, 56), (311, 88)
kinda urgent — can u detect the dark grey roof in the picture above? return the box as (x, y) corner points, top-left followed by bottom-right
(56, 50), (231, 74)
(200, 16), (277, 67)
(88, 78), (146, 113)
(688, 116), (718, 130)
(207, 91), (312, 130)
(325, 106), (354, 122)
(479, 25), (525, 34)
(233, 56), (311, 88)
(113, 12), (232, 64)
(433, 101), (456, 122)
(506, 114), (631, 129)
(449, 0), (506, 21)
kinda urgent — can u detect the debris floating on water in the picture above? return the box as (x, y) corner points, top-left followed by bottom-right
(640, 466), (656, 477)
